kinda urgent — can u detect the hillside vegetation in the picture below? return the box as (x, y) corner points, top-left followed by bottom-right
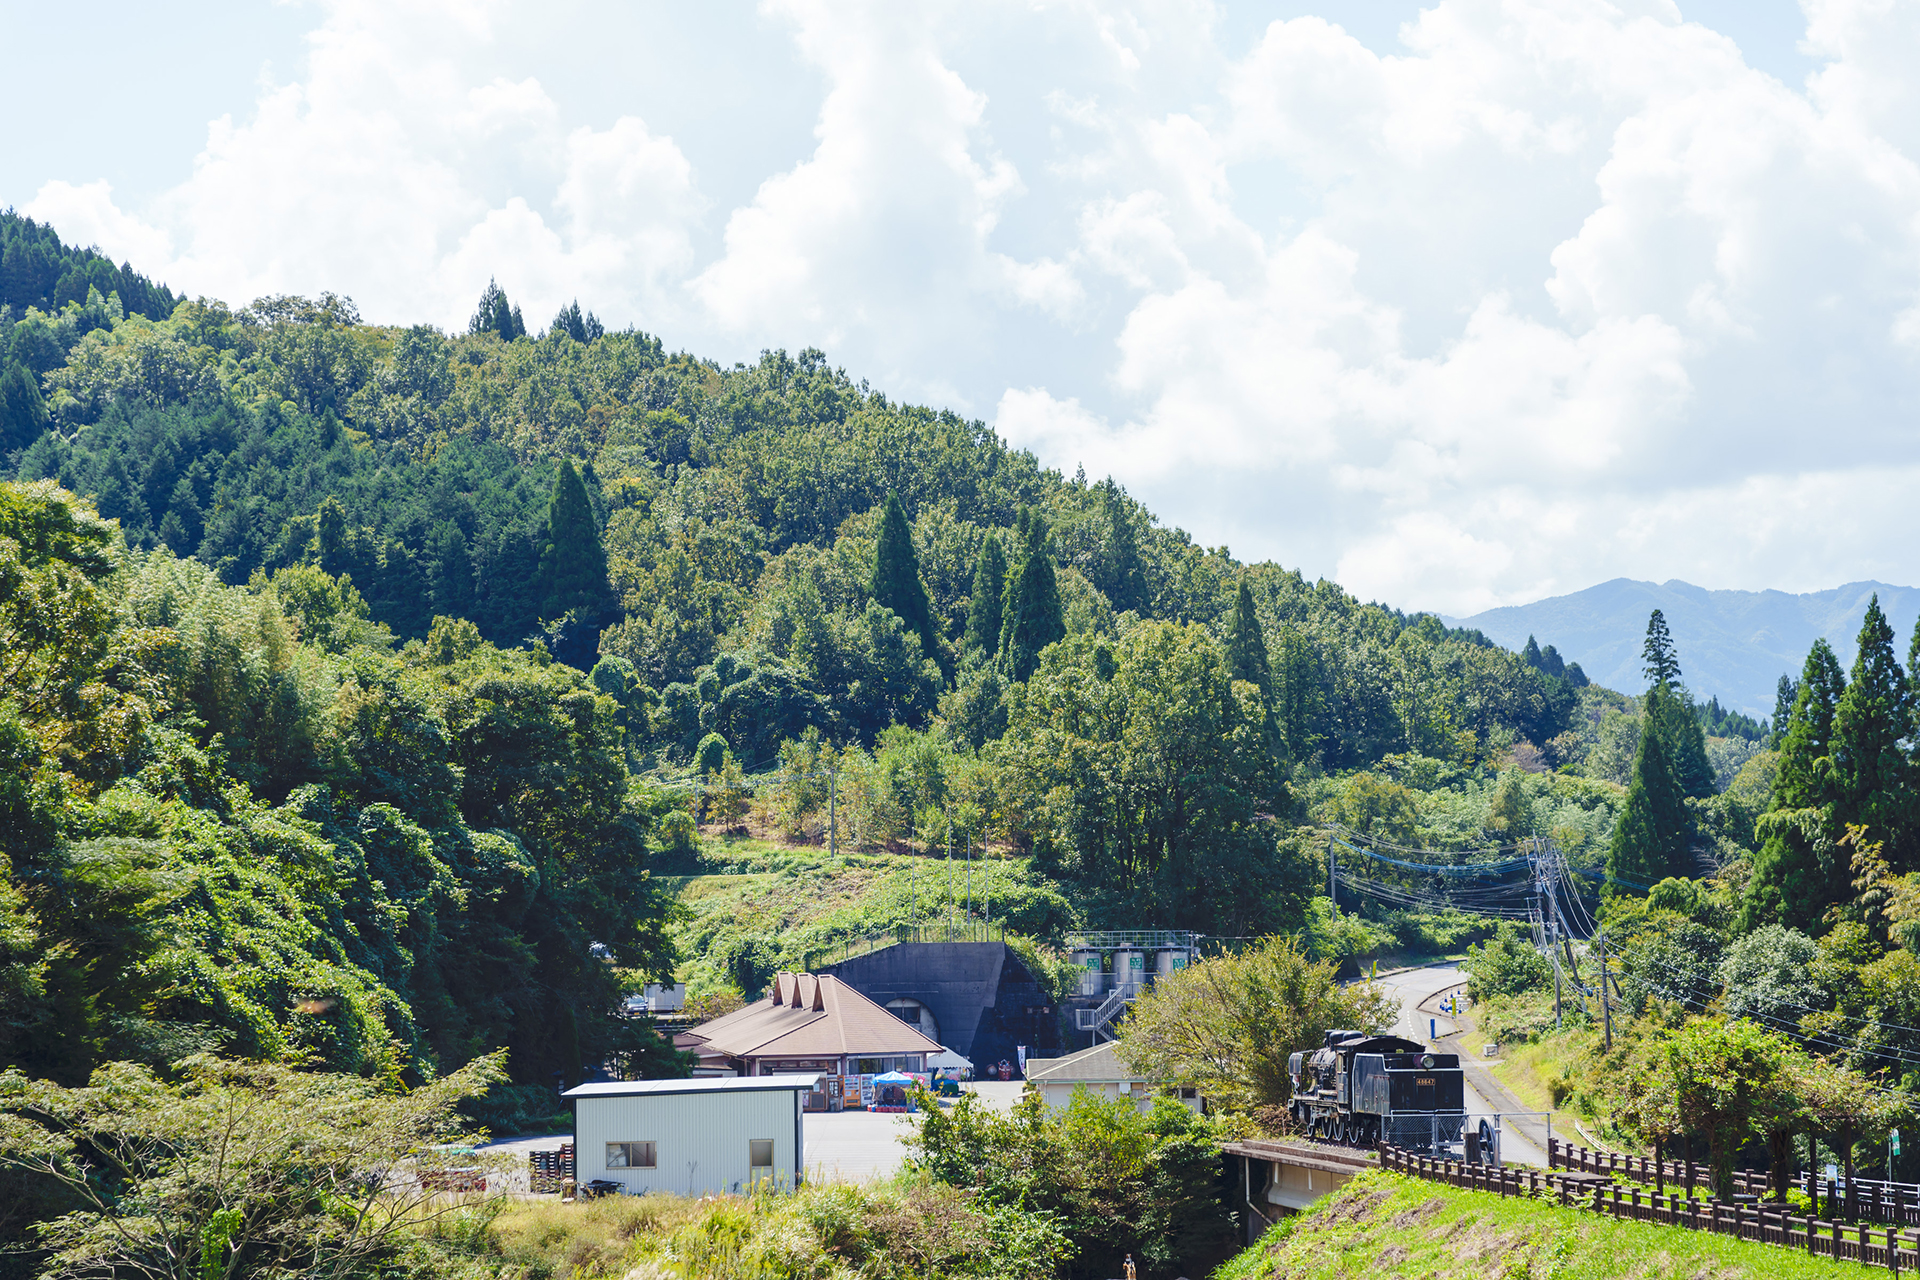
(0, 210), (1867, 1278)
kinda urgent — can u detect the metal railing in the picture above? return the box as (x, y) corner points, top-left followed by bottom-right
(1074, 986), (1133, 1038)
(799, 921), (1007, 973)
(1380, 1111), (1550, 1163)
(1064, 930), (1200, 950)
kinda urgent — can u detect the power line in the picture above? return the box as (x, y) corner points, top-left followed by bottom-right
(1326, 833), (1533, 876)
(1641, 968), (1920, 1071)
(1324, 824), (1531, 858)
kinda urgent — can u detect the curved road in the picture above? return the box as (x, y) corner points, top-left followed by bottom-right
(1369, 964), (1551, 1166)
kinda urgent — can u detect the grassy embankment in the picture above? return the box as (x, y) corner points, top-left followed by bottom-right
(1216, 1169), (1863, 1280)
(428, 1180), (1067, 1280)
(658, 832), (1075, 1004)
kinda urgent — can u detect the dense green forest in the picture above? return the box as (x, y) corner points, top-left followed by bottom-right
(0, 210), (1791, 1019)
(3, 209), (1916, 1279)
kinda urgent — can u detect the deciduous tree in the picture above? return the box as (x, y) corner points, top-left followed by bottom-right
(1117, 936), (1396, 1115)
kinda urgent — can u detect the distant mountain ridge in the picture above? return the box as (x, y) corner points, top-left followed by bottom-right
(1447, 579), (1920, 718)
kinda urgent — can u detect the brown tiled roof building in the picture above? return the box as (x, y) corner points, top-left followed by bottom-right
(675, 972), (944, 1076)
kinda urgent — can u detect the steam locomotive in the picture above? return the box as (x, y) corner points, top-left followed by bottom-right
(1287, 1030), (1466, 1149)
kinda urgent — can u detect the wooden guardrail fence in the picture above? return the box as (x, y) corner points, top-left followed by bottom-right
(1381, 1143), (1916, 1271)
(1551, 1139), (1915, 1226)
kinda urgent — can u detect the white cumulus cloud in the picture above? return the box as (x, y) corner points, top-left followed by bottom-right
(17, 0), (1920, 612)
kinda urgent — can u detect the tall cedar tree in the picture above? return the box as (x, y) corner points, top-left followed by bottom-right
(468, 277), (525, 341)
(964, 533), (1008, 656)
(870, 491), (943, 669)
(1654, 681), (1715, 799)
(429, 522), (475, 619)
(539, 458), (610, 621)
(550, 299), (604, 343)
(1609, 689), (1691, 888)
(1830, 595), (1910, 854)
(1636, 609), (1714, 799)
(1227, 580), (1273, 696)
(1771, 675), (1799, 748)
(1228, 579), (1282, 759)
(1, 361), (48, 453)
(1094, 478), (1147, 613)
(1742, 640), (1847, 929)
(1274, 628), (1320, 762)
(1643, 609), (1682, 685)
(1000, 507), (1065, 682)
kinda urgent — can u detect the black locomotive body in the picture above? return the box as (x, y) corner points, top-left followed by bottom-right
(1287, 1029), (1465, 1148)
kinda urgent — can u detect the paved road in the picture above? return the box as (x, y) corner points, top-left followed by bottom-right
(1368, 964), (1551, 1166)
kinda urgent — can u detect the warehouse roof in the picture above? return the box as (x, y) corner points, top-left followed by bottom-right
(563, 1075), (822, 1100)
(1024, 1042), (1145, 1083)
(680, 972), (943, 1061)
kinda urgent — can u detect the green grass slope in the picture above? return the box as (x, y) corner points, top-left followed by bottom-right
(1217, 1170), (1863, 1280)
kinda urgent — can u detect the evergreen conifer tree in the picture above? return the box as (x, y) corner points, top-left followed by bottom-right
(1227, 580), (1273, 697)
(1830, 595), (1909, 845)
(538, 459), (610, 621)
(1770, 675), (1799, 748)
(430, 522), (475, 620)
(1643, 609), (1681, 685)
(1094, 478), (1147, 613)
(1274, 628), (1320, 762)
(1652, 684), (1715, 800)
(869, 491), (942, 668)
(1742, 640), (1847, 929)
(964, 533), (1007, 657)
(0, 361), (48, 453)
(1227, 579), (1282, 758)
(1000, 508), (1065, 682)
(1609, 699), (1690, 888)
(468, 278), (524, 341)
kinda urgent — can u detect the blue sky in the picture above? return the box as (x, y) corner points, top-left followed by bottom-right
(6, 0), (1914, 615)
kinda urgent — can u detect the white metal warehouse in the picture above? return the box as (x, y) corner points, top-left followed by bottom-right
(563, 1074), (820, 1196)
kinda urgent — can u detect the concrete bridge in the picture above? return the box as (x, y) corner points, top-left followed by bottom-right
(1223, 1139), (1376, 1242)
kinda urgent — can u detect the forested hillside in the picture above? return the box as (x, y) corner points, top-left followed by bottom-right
(0, 208), (1787, 1076)
(10, 203), (1920, 1279)
(0, 209), (1652, 1051)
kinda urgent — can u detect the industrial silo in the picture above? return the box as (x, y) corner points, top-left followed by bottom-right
(1070, 947), (1103, 996)
(1112, 946), (1145, 995)
(1153, 947), (1191, 981)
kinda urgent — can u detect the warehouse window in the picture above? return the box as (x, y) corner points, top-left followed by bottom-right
(748, 1139), (774, 1182)
(606, 1141), (656, 1169)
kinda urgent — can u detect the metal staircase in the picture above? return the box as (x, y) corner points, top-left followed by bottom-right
(1074, 985), (1134, 1042)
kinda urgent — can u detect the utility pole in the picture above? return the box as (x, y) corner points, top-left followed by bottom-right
(963, 810), (972, 923)
(828, 768), (837, 861)
(1530, 836), (1562, 1031)
(1599, 926), (1612, 1051)
(983, 836), (991, 928)
(1328, 838), (1337, 909)
(1549, 840), (1563, 1031)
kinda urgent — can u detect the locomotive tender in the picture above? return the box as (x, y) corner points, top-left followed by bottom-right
(1287, 1029), (1465, 1148)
